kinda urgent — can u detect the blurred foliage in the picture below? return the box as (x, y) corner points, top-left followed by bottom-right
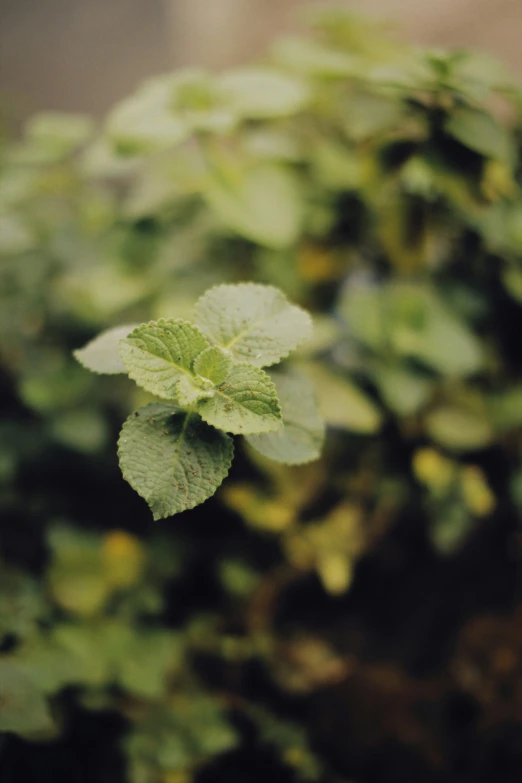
(1, 7), (522, 782)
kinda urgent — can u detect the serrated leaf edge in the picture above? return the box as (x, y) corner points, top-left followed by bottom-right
(73, 323), (139, 375)
(197, 362), (283, 434)
(193, 283), (314, 367)
(117, 403), (235, 518)
(119, 318), (211, 399)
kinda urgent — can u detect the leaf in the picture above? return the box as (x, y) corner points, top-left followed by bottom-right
(106, 76), (189, 155)
(372, 363), (434, 416)
(197, 364), (282, 434)
(445, 106), (514, 163)
(246, 370), (324, 464)
(176, 375), (213, 408)
(193, 346), (232, 384)
(341, 90), (405, 141)
(118, 403), (234, 519)
(119, 320), (210, 399)
(387, 284), (484, 377)
(113, 629), (182, 699)
(425, 405), (494, 452)
(194, 284), (312, 367)
(51, 624), (109, 686)
(48, 557), (110, 617)
(339, 282), (385, 351)
(302, 362), (382, 434)
(50, 409), (108, 454)
(272, 36), (358, 77)
(25, 112), (94, 156)
(204, 163), (304, 248)
(0, 661), (52, 735)
(74, 324), (139, 374)
(219, 67), (309, 118)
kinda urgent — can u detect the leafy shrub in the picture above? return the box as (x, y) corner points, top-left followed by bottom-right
(1, 9), (521, 783)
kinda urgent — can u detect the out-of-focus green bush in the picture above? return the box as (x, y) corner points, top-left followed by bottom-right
(1, 9), (521, 782)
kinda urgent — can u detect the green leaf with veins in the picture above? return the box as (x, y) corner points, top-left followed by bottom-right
(74, 324), (139, 374)
(246, 369), (324, 464)
(119, 319), (209, 399)
(196, 364), (282, 434)
(193, 346), (232, 384)
(176, 375), (213, 408)
(118, 403), (233, 519)
(194, 283), (312, 367)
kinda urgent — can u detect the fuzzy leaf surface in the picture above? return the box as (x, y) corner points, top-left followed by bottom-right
(194, 284), (312, 367)
(119, 319), (209, 399)
(118, 403), (233, 519)
(197, 364), (282, 434)
(193, 346), (232, 384)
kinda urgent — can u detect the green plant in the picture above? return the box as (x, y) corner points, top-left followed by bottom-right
(1, 7), (522, 783)
(75, 283), (323, 518)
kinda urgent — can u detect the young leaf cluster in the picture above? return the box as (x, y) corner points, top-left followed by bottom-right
(75, 284), (323, 518)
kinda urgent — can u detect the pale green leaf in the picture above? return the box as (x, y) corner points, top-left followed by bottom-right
(194, 283), (312, 367)
(343, 282), (484, 377)
(372, 363), (433, 416)
(204, 163), (304, 248)
(0, 661), (52, 735)
(312, 140), (361, 190)
(388, 284), (484, 377)
(246, 370), (324, 464)
(106, 77), (189, 155)
(425, 405), (494, 451)
(445, 106), (514, 163)
(25, 112), (94, 155)
(74, 324), (139, 374)
(167, 67), (238, 134)
(197, 364), (282, 435)
(119, 319), (210, 399)
(339, 283), (386, 351)
(272, 36), (358, 77)
(341, 90), (405, 141)
(175, 375), (213, 408)
(219, 67), (309, 118)
(118, 403), (233, 519)
(193, 346), (232, 384)
(302, 362), (382, 433)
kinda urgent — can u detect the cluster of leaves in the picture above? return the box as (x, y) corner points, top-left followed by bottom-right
(75, 283), (323, 518)
(1, 7), (522, 782)
(1, 525), (322, 782)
